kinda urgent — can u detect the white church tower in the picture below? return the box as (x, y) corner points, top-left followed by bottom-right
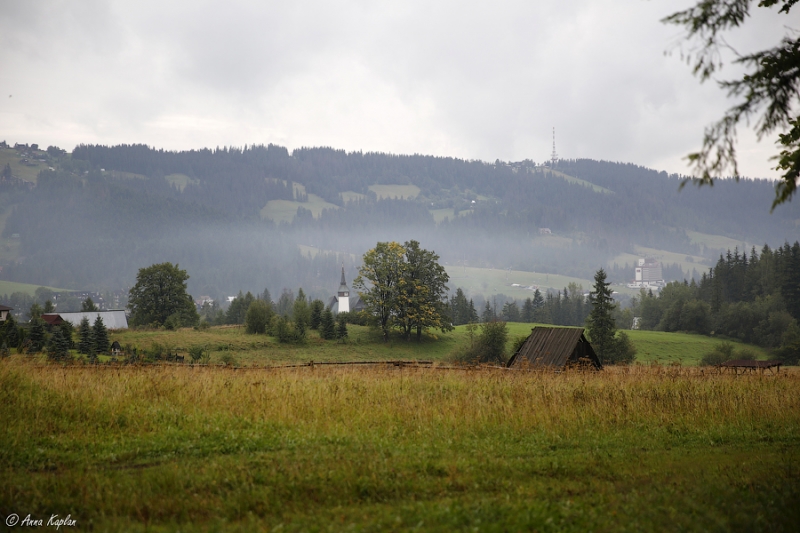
(337, 265), (350, 313)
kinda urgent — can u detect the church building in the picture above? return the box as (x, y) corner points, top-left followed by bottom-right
(328, 266), (366, 314)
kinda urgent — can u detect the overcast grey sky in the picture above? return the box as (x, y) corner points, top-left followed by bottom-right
(0, 1), (793, 178)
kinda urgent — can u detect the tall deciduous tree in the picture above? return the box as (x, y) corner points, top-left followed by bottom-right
(398, 240), (451, 341)
(128, 262), (199, 327)
(353, 241), (406, 342)
(354, 241), (451, 342)
(663, 0), (799, 208)
(587, 268), (616, 364)
(245, 300), (273, 334)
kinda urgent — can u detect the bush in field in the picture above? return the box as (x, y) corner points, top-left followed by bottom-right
(458, 320), (508, 365)
(245, 300), (273, 334)
(700, 342), (735, 366)
(272, 316), (305, 344)
(773, 322), (800, 365)
(188, 345), (205, 363)
(219, 352), (238, 367)
(606, 331), (637, 365)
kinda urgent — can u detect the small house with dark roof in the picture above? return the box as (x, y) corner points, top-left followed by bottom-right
(328, 266), (365, 314)
(41, 313), (65, 326)
(507, 326), (602, 370)
(0, 304), (12, 322)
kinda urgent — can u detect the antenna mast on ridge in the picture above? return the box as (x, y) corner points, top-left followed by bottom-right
(550, 127), (558, 167)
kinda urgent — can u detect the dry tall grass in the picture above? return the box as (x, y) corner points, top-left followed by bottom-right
(1, 358), (798, 531)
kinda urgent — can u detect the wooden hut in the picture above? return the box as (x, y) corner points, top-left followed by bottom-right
(507, 327), (602, 370)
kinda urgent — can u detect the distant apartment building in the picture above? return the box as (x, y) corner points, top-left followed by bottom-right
(627, 258), (665, 290)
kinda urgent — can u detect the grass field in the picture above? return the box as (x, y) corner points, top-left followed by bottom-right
(446, 266), (598, 301)
(534, 167), (613, 194)
(0, 147), (49, 183)
(260, 194), (340, 223)
(368, 184), (421, 200)
(0, 280), (67, 297)
(686, 230), (752, 253)
(1, 358), (797, 531)
(95, 323), (770, 368)
(429, 208), (473, 223)
(164, 173), (196, 191)
(341, 191), (367, 203)
(610, 246), (710, 280)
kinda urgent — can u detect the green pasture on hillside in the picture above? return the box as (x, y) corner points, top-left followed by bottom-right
(429, 208), (473, 223)
(368, 184), (421, 200)
(260, 194), (340, 223)
(610, 246), (709, 279)
(0, 280), (67, 297)
(534, 167), (613, 194)
(446, 265), (601, 300)
(686, 229), (752, 253)
(340, 190), (367, 203)
(164, 173), (197, 191)
(0, 147), (49, 183)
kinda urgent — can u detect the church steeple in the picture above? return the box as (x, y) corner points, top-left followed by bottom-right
(337, 264), (350, 313)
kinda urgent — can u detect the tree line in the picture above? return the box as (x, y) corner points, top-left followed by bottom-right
(632, 242), (800, 364)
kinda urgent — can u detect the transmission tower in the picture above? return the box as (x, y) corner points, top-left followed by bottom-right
(550, 127), (558, 167)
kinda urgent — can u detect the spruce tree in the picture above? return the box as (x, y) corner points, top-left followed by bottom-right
(77, 317), (92, 354)
(93, 316), (110, 354)
(482, 302), (494, 323)
(587, 268), (616, 364)
(309, 300), (324, 330)
(336, 314), (349, 341)
(81, 297), (98, 312)
(28, 318), (46, 353)
(320, 308), (336, 340)
(4, 314), (18, 348)
(47, 329), (70, 361)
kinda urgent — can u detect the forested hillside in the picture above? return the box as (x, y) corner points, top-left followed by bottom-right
(0, 143), (797, 300)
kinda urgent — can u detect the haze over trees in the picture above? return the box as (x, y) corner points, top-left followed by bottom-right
(0, 142), (797, 301)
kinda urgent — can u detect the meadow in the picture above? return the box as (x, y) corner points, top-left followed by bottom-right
(0, 358), (797, 532)
(97, 323), (772, 367)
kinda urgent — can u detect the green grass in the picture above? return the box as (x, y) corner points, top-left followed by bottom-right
(686, 230), (752, 252)
(429, 208), (473, 223)
(535, 167), (613, 194)
(260, 194), (340, 223)
(340, 190), (367, 203)
(610, 246), (710, 279)
(446, 265), (598, 300)
(164, 173), (196, 191)
(0, 147), (49, 183)
(0, 280), (68, 297)
(1, 358), (797, 531)
(368, 184), (421, 200)
(101, 323), (769, 369)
